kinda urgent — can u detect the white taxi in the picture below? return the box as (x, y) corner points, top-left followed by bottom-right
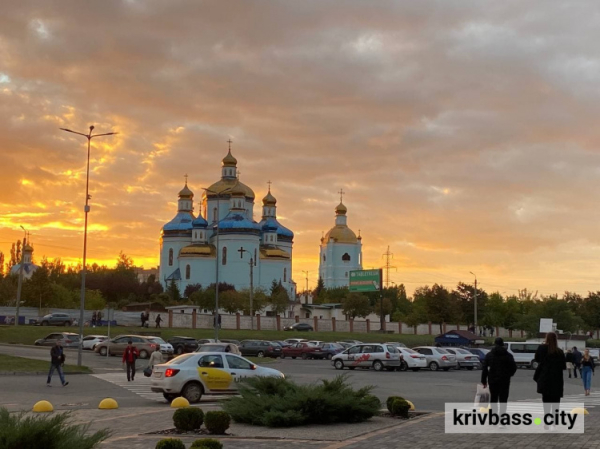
(151, 352), (284, 403)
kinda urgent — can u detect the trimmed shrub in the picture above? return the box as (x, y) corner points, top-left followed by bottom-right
(386, 396), (404, 414)
(390, 398), (410, 418)
(190, 438), (223, 449)
(0, 407), (110, 449)
(155, 438), (186, 449)
(173, 407), (204, 431)
(222, 374), (380, 428)
(204, 411), (231, 434)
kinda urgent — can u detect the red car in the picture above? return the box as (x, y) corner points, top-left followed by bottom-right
(281, 342), (320, 360)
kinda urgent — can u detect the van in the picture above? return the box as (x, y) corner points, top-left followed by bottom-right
(504, 342), (541, 369)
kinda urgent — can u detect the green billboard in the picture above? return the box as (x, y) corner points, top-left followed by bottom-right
(349, 269), (382, 292)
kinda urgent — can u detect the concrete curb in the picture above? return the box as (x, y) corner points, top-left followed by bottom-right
(0, 371), (91, 376)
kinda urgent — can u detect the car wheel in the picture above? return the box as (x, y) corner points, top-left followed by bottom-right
(348, 367), (355, 370)
(327, 353), (333, 360)
(531, 360), (539, 370)
(466, 367), (474, 371)
(99, 347), (107, 356)
(411, 368), (420, 372)
(176, 346), (184, 355)
(373, 360), (384, 371)
(257, 351), (265, 358)
(41, 321), (48, 326)
(139, 349), (149, 359)
(301, 353), (308, 360)
(399, 361), (408, 372)
(292, 356), (297, 359)
(182, 382), (203, 403)
(429, 361), (439, 371)
(443, 368), (450, 371)
(334, 360), (344, 370)
(163, 394), (177, 403)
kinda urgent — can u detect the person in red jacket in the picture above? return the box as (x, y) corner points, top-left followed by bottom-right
(122, 340), (139, 382)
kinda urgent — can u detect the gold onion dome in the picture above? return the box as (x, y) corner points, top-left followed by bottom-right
(178, 183), (193, 198)
(222, 150), (237, 167)
(323, 226), (357, 244)
(335, 202), (347, 215)
(263, 190), (277, 206)
(230, 182), (246, 196)
(23, 243), (34, 252)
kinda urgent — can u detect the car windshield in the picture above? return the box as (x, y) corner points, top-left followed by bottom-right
(150, 337), (167, 344)
(167, 354), (194, 364)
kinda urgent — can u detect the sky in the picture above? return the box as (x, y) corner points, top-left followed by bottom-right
(1, 1), (600, 297)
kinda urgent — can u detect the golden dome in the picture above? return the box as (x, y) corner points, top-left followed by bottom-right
(179, 244), (216, 257)
(178, 183), (193, 199)
(23, 243), (34, 252)
(335, 202), (347, 215)
(230, 181), (246, 197)
(204, 178), (255, 199)
(222, 150), (237, 167)
(263, 190), (277, 206)
(323, 225), (357, 244)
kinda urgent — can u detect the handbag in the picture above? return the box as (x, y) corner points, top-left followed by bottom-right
(143, 366), (152, 377)
(474, 383), (490, 407)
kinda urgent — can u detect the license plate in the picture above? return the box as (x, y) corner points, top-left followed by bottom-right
(154, 372), (163, 378)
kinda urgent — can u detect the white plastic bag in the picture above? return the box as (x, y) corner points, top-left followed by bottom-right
(474, 383), (490, 408)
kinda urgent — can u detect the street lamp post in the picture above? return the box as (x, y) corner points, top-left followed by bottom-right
(470, 271), (478, 335)
(200, 186), (232, 341)
(14, 225), (27, 326)
(60, 126), (118, 366)
(238, 249), (255, 330)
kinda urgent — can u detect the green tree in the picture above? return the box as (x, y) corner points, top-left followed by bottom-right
(167, 280), (181, 302)
(269, 281), (290, 315)
(481, 292), (506, 328)
(417, 284), (459, 333)
(341, 293), (371, 319)
(583, 292), (600, 331)
(220, 290), (243, 314)
(85, 289), (106, 310)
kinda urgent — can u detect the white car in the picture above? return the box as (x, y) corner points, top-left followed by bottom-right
(332, 343), (401, 371)
(443, 348), (479, 370)
(284, 338), (307, 345)
(398, 348), (428, 371)
(306, 340), (324, 347)
(151, 352), (285, 403)
(148, 337), (174, 355)
(82, 335), (108, 350)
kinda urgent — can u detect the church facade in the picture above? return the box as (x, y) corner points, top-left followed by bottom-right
(318, 198), (363, 288)
(159, 149), (295, 298)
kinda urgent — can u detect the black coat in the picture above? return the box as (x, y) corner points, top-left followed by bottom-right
(481, 346), (517, 386)
(565, 352), (574, 364)
(535, 344), (566, 397)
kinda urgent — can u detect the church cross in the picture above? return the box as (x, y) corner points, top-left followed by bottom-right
(267, 180), (272, 191)
(227, 139), (233, 151)
(238, 246), (247, 259)
(338, 188), (345, 202)
(184, 174), (188, 184)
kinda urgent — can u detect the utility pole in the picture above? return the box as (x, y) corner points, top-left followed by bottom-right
(302, 270), (309, 303)
(470, 271), (478, 335)
(15, 226), (27, 326)
(381, 246), (396, 288)
(238, 247), (255, 330)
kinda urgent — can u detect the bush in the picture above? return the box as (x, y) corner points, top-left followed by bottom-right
(190, 439), (223, 449)
(173, 407), (204, 431)
(155, 438), (186, 449)
(386, 396), (403, 414)
(0, 407), (110, 449)
(222, 374), (380, 427)
(204, 411), (231, 434)
(390, 398), (410, 418)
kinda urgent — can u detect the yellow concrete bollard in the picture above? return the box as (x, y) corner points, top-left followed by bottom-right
(170, 397), (190, 408)
(406, 400), (415, 411)
(33, 400), (54, 413)
(98, 398), (119, 409)
(570, 407), (589, 415)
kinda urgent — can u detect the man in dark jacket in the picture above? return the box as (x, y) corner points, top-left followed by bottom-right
(572, 347), (582, 379)
(481, 337), (517, 417)
(47, 340), (68, 387)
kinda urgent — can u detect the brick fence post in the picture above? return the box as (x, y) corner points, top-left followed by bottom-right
(332, 317), (336, 332)
(495, 326), (499, 337)
(313, 316), (318, 332)
(520, 330), (524, 338)
(443, 323), (447, 333)
(398, 322), (402, 334)
(256, 314), (261, 331)
(295, 315), (299, 323)
(428, 322), (432, 335)
(276, 316), (281, 331)
(168, 310), (173, 328)
(192, 310), (197, 329)
(509, 329), (513, 338)
(414, 325), (417, 335)
(350, 319), (354, 333)
(236, 313), (240, 330)
(366, 319), (370, 333)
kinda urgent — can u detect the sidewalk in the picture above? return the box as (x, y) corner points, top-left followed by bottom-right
(64, 405), (600, 449)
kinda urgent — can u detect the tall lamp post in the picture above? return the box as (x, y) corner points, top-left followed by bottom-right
(470, 271), (478, 335)
(200, 186), (232, 341)
(60, 126), (118, 366)
(15, 225), (27, 326)
(238, 249), (255, 330)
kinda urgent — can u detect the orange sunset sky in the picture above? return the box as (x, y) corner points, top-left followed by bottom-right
(2, 1), (600, 296)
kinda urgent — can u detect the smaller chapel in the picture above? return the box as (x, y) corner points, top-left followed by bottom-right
(10, 240), (39, 280)
(159, 148), (295, 299)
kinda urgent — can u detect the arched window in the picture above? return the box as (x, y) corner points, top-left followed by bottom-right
(284, 268), (287, 282)
(254, 249), (257, 266)
(323, 254), (326, 262)
(168, 248), (173, 266)
(186, 265), (191, 280)
(342, 253), (351, 262)
(213, 207), (218, 222)
(222, 247), (227, 265)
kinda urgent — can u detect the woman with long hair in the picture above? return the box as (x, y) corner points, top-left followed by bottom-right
(581, 348), (595, 396)
(534, 332), (566, 430)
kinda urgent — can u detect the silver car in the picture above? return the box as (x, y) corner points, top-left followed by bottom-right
(444, 347), (479, 370)
(413, 346), (457, 371)
(332, 343), (401, 371)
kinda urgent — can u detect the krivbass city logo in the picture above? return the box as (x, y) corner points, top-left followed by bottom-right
(444, 403), (585, 434)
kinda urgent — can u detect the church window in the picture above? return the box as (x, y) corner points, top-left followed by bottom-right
(213, 207), (218, 222)
(323, 255), (326, 262)
(222, 247), (227, 265)
(168, 249), (173, 266)
(194, 232), (197, 240)
(284, 268), (287, 282)
(186, 265), (191, 280)
(342, 253), (351, 262)
(345, 271), (348, 278)
(254, 249), (257, 265)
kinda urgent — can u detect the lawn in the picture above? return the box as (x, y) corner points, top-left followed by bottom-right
(0, 354), (92, 373)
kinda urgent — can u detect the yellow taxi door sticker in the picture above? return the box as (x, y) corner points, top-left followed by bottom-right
(197, 367), (233, 391)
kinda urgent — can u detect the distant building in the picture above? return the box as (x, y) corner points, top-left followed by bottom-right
(134, 267), (159, 283)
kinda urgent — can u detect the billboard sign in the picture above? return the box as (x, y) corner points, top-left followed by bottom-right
(349, 269), (382, 292)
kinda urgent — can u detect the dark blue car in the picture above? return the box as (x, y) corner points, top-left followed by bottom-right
(465, 347), (490, 363)
(311, 343), (344, 360)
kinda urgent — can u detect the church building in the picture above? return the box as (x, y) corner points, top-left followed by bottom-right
(318, 195), (363, 288)
(159, 148), (295, 299)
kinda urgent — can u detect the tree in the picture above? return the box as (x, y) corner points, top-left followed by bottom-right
(184, 283), (202, 299)
(452, 282), (488, 326)
(0, 251), (4, 276)
(341, 293), (371, 319)
(238, 287), (267, 315)
(269, 281), (290, 316)
(220, 290), (243, 314)
(417, 284), (459, 333)
(166, 280), (181, 302)
(583, 292), (600, 331)
(481, 292), (506, 328)
(372, 297), (393, 322)
(85, 289), (106, 310)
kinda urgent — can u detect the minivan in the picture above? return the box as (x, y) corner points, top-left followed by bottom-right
(504, 342), (541, 369)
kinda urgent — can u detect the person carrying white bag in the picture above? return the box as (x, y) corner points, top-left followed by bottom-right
(481, 337), (517, 417)
(474, 383), (490, 408)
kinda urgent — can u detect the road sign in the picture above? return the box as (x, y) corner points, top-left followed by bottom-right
(349, 269), (382, 292)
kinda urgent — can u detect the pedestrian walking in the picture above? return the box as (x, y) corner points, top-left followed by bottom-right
(155, 314), (162, 328)
(140, 311), (146, 328)
(47, 340), (68, 387)
(566, 349), (574, 378)
(122, 340), (139, 382)
(148, 346), (164, 370)
(581, 348), (595, 396)
(534, 332), (566, 430)
(573, 346), (582, 379)
(91, 311), (97, 328)
(481, 337), (517, 419)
